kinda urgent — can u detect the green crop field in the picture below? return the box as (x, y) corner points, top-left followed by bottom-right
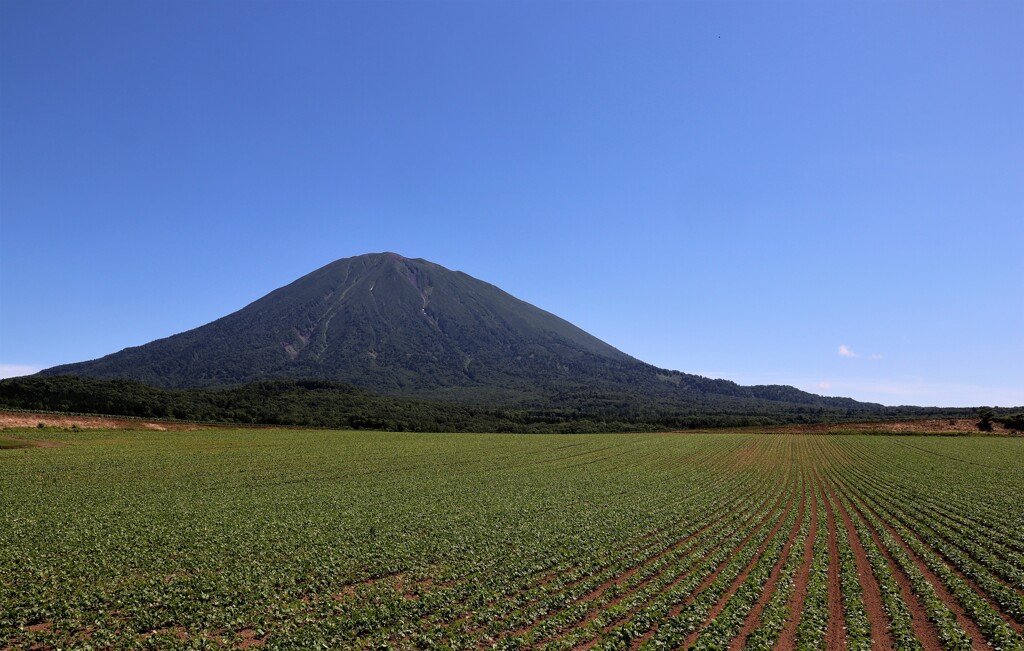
(2, 428), (1023, 650)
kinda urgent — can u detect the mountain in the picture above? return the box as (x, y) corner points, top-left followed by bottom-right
(40, 253), (880, 412)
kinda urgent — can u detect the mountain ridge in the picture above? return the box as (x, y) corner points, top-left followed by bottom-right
(40, 252), (881, 412)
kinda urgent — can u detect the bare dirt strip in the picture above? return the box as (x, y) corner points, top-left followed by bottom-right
(841, 487), (945, 651)
(840, 461), (1024, 604)
(679, 470), (798, 646)
(435, 451), (760, 645)
(566, 474), (789, 651)
(844, 483), (996, 650)
(775, 475), (818, 650)
(0, 411), (198, 431)
(727, 473), (808, 651)
(762, 418), (1017, 435)
(885, 509), (1024, 637)
(627, 470), (797, 650)
(823, 478), (849, 651)
(477, 470), (776, 647)
(544, 484), (760, 645)
(829, 453), (1024, 636)
(822, 478), (896, 651)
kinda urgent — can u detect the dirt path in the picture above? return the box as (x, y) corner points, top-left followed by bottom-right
(822, 479), (896, 651)
(728, 475), (807, 651)
(679, 471), (799, 649)
(775, 477), (818, 650)
(889, 510), (1024, 637)
(0, 411), (186, 430)
(441, 453), (757, 646)
(554, 486), (757, 647)
(849, 487), (994, 650)
(626, 477), (793, 650)
(844, 490), (945, 651)
(823, 480), (849, 651)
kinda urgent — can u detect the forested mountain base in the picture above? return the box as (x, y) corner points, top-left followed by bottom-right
(0, 375), (999, 433)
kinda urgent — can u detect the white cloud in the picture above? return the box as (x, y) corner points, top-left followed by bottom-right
(838, 345), (884, 360)
(817, 381), (832, 391)
(0, 364), (41, 379)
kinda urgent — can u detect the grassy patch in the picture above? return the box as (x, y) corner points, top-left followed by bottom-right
(0, 436), (34, 449)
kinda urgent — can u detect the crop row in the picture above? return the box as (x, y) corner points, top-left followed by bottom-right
(2, 430), (1022, 650)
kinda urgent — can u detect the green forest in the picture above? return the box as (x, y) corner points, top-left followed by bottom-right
(1, 375), (1011, 433)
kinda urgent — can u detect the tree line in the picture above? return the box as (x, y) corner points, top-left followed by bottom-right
(0, 375), (1016, 434)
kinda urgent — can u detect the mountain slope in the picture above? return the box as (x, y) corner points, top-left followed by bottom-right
(40, 253), (879, 411)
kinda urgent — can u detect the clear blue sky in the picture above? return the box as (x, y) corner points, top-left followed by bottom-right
(2, 1), (1021, 408)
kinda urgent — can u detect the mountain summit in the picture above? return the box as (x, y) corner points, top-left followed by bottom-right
(42, 253), (875, 411)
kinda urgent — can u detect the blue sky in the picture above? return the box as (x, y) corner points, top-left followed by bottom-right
(1, 0), (1021, 408)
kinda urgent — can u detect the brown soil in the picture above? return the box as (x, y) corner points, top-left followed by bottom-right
(141, 627), (188, 641)
(728, 477), (807, 650)
(333, 572), (408, 601)
(776, 477), (818, 650)
(0, 435), (64, 448)
(0, 411), (195, 431)
(851, 489), (994, 649)
(680, 473), (798, 649)
(237, 628), (266, 648)
(822, 479), (896, 651)
(846, 467), (1024, 603)
(468, 455), (769, 648)
(844, 490), (945, 651)
(571, 488), (776, 650)
(463, 534), (664, 642)
(503, 478), (770, 649)
(823, 482), (848, 650)
(552, 486), (760, 646)
(891, 512), (1024, 637)
(628, 474), (793, 650)
(454, 527), (672, 643)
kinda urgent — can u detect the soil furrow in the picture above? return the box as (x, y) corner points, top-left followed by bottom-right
(835, 456), (1024, 602)
(457, 467), (758, 642)
(532, 468), (789, 650)
(775, 476), (818, 650)
(682, 470), (800, 649)
(562, 469), (789, 651)
(822, 478), (896, 651)
(824, 476), (849, 651)
(727, 474), (807, 651)
(846, 484), (999, 649)
(889, 512), (1024, 637)
(538, 486), (757, 647)
(626, 472), (794, 650)
(844, 487), (945, 651)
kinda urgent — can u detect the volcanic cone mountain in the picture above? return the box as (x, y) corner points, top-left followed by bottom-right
(41, 253), (875, 411)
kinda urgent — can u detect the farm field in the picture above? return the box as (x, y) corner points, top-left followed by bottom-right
(1, 429), (1023, 650)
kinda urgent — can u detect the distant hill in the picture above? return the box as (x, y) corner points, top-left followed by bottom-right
(40, 252), (883, 414)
